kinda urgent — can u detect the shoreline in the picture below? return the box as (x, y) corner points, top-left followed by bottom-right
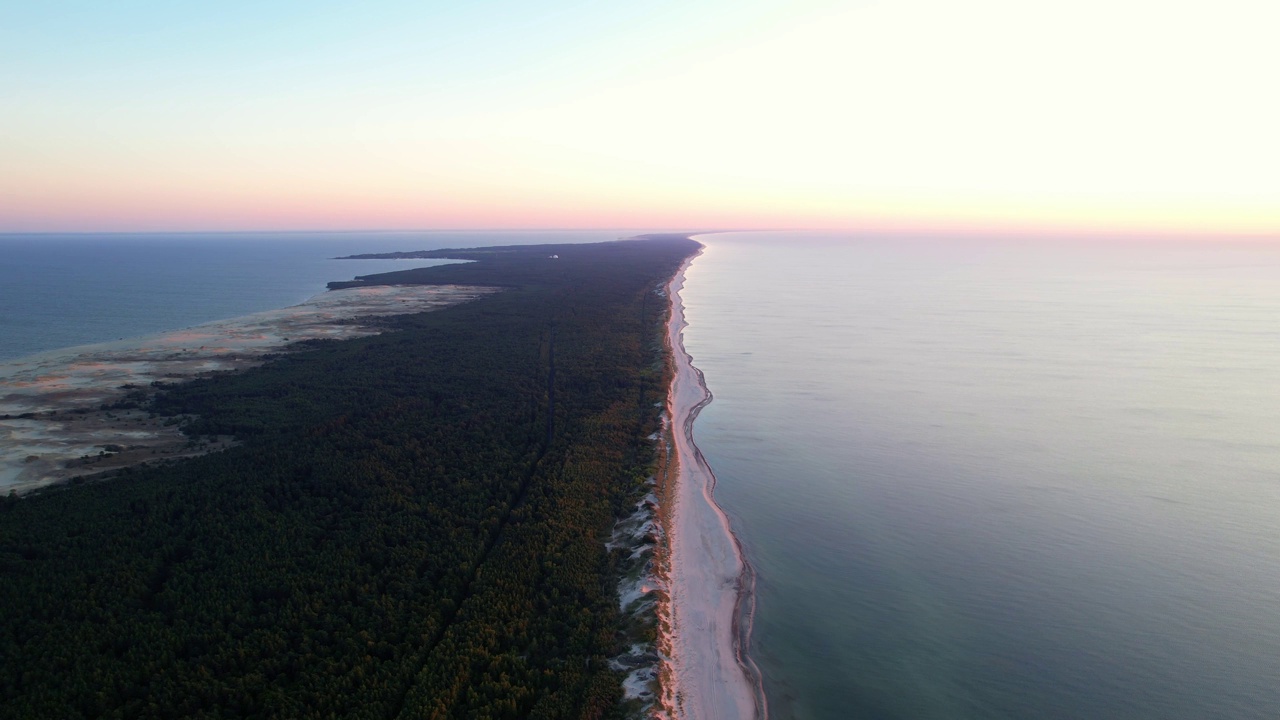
(0, 284), (496, 495)
(658, 247), (767, 720)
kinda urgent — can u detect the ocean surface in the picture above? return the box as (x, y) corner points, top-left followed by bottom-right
(8, 229), (1280, 719)
(681, 232), (1280, 720)
(0, 231), (630, 361)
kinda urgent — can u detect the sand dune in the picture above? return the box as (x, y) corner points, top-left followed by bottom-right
(0, 284), (495, 495)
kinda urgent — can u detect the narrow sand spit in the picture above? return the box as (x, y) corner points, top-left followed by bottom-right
(660, 251), (767, 720)
(0, 284), (496, 495)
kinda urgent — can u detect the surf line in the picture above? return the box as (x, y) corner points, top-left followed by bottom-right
(660, 244), (768, 720)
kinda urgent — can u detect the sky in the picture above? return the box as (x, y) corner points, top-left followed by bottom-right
(2, 0), (1276, 234)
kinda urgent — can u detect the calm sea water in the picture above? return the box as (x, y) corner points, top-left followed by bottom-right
(0, 231), (631, 361)
(8, 229), (1280, 717)
(681, 232), (1280, 720)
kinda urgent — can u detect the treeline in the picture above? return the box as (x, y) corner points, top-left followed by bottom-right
(0, 236), (697, 719)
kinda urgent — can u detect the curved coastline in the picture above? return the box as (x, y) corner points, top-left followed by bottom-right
(660, 247), (767, 720)
(0, 284), (497, 495)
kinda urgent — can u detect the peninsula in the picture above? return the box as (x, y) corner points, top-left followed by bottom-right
(0, 236), (705, 719)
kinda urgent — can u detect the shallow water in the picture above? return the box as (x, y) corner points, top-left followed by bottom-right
(681, 232), (1280, 720)
(0, 230), (631, 361)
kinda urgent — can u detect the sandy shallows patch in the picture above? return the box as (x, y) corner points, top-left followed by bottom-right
(0, 284), (497, 495)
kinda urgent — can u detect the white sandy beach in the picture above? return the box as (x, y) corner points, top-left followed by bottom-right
(660, 252), (766, 720)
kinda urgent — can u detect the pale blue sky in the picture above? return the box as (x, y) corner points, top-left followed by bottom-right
(2, 0), (1276, 233)
(2, 1), (823, 104)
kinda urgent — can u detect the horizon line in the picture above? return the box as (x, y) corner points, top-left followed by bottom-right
(2, 225), (1278, 240)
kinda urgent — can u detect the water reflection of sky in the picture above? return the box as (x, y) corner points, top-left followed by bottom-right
(683, 232), (1280, 720)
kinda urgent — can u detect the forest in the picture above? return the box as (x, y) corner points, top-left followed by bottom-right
(0, 235), (699, 719)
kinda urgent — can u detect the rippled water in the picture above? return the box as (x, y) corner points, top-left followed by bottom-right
(0, 230), (630, 361)
(680, 232), (1280, 720)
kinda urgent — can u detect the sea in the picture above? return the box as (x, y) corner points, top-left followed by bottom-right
(682, 231), (1280, 720)
(5, 229), (1280, 719)
(0, 231), (628, 362)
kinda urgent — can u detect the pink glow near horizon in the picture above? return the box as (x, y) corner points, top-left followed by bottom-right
(3, 191), (1276, 240)
(7, 194), (1277, 240)
(3, 1), (1277, 237)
